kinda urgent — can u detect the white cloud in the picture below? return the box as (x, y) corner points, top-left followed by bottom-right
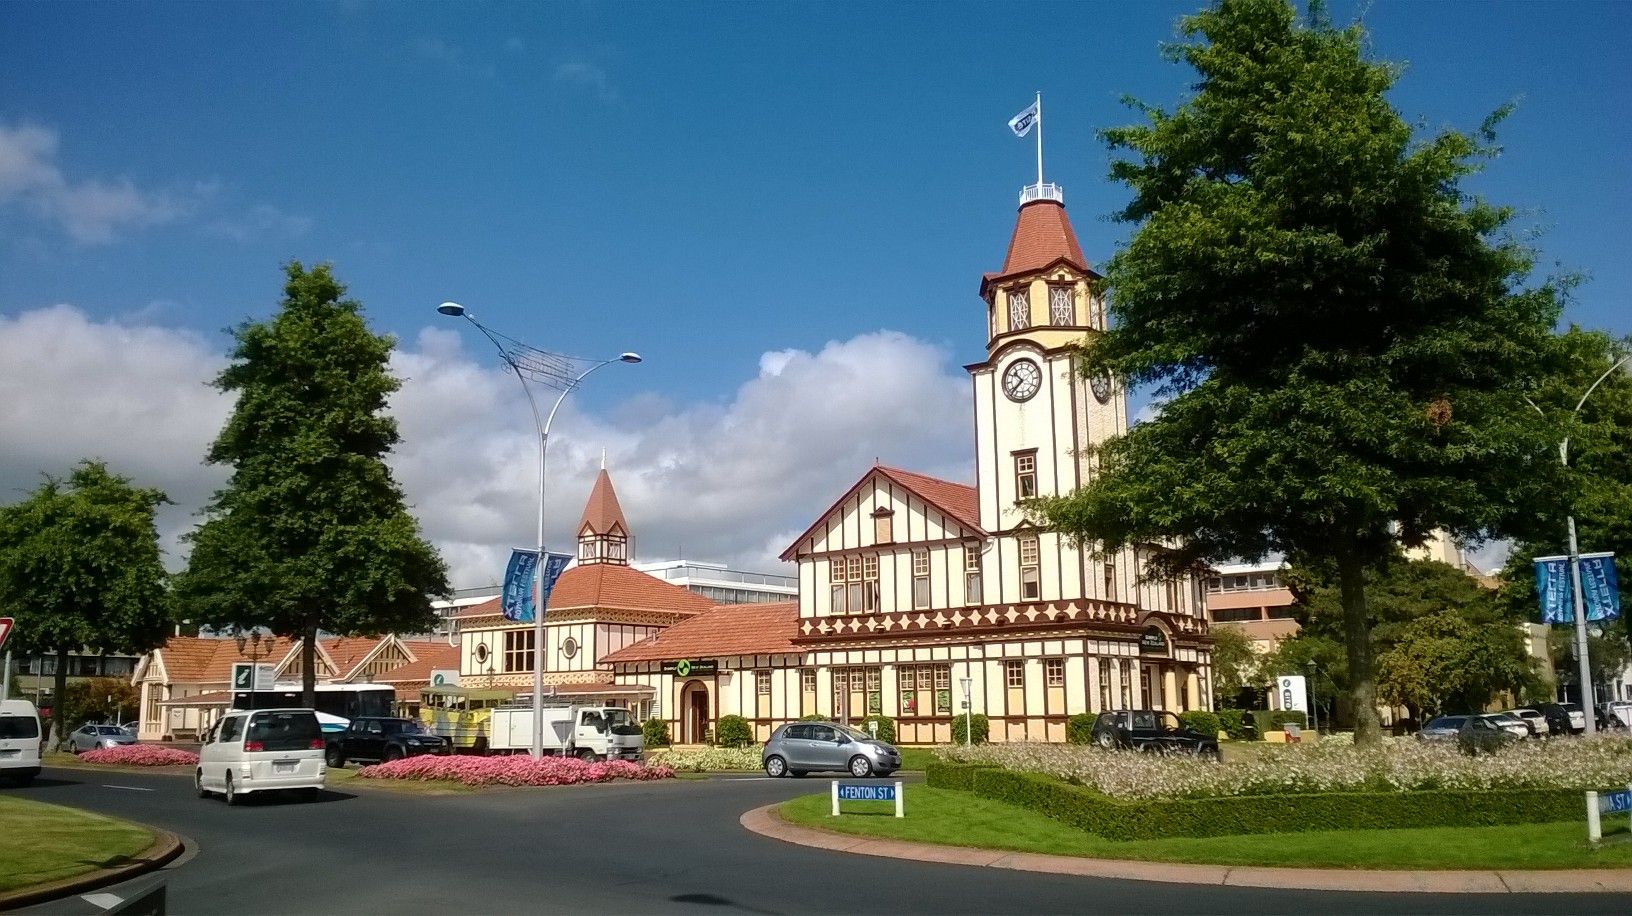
(0, 309), (972, 587)
(0, 122), (307, 245)
(205, 203), (314, 242)
(553, 62), (617, 102)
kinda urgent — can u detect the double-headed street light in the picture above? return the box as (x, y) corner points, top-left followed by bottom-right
(438, 302), (640, 758)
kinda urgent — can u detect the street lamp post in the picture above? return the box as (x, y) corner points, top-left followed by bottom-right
(960, 676), (973, 746)
(1304, 660), (1318, 736)
(438, 302), (640, 758)
(1528, 351), (1631, 737)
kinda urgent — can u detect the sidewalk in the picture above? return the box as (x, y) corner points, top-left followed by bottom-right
(740, 805), (1632, 894)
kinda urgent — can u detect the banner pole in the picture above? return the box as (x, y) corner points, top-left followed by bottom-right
(1568, 517), (1597, 736)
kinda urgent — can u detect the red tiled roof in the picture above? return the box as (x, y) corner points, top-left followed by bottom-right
(374, 642), (461, 684)
(578, 468), (629, 536)
(999, 199), (1087, 276)
(453, 566), (714, 619)
(152, 635), (299, 684)
(874, 466), (981, 534)
(319, 636), (387, 679)
(602, 602), (799, 664)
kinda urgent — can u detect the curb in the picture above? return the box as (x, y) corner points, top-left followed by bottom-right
(0, 827), (184, 910)
(739, 804), (1632, 894)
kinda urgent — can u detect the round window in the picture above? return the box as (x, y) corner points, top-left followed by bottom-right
(473, 643), (490, 665)
(562, 637), (579, 659)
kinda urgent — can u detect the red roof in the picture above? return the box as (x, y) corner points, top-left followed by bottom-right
(578, 468), (629, 536)
(373, 642), (461, 685)
(454, 566), (715, 619)
(319, 636), (387, 678)
(980, 199), (1095, 297)
(780, 465), (984, 561)
(602, 602), (799, 663)
(151, 635), (299, 684)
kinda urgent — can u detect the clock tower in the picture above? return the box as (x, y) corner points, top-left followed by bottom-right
(970, 183), (1131, 607)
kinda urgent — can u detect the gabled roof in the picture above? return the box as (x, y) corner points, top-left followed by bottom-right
(578, 468), (630, 536)
(780, 465), (984, 561)
(602, 602), (799, 664)
(458, 564), (716, 620)
(146, 635), (300, 685)
(980, 199), (1095, 295)
(319, 636), (390, 680)
(373, 641), (461, 685)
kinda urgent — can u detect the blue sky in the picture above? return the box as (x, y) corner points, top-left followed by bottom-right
(2, 1), (1627, 579)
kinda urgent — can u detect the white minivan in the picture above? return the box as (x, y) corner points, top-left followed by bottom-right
(0, 699), (43, 786)
(197, 708), (326, 805)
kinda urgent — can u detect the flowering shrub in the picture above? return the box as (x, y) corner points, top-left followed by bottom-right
(78, 745), (200, 767)
(939, 735), (1632, 800)
(647, 745), (763, 771)
(355, 754), (675, 787)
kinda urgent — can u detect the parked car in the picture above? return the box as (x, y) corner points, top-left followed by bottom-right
(67, 723), (137, 754)
(0, 699), (43, 786)
(1481, 713), (1530, 739)
(762, 722), (901, 778)
(1419, 715), (1468, 740)
(1517, 704), (1572, 736)
(1504, 708), (1549, 737)
(326, 717), (450, 768)
(197, 708), (325, 805)
(1560, 703), (1588, 734)
(1599, 701), (1632, 730)
(1457, 714), (1520, 754)
(1090, 710), (1220, 758)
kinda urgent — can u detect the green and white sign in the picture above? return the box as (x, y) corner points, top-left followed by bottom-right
(661, 658), (719, 677)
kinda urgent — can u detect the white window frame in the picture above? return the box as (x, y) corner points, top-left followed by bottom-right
(1049, 285), (1074, 326)
(1007, 290), (1029, 330)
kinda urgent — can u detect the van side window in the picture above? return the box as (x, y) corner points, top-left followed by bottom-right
(219, 716), (243, 743)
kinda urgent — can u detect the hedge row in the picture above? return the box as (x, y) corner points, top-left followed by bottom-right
(925, 762), (1581, 841)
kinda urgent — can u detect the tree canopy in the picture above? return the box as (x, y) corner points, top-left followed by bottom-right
(0, 461), (171, 739)
(1031, 0), (1565, 745)
(174, 263), (450, 705)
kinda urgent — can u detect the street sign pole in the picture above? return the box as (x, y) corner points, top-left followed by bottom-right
(1, 617), (16, 703)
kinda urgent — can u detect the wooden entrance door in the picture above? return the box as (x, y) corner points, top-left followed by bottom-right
(681, 681), (710, 744)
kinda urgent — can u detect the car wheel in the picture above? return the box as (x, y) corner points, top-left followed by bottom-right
(224, 773), (240, 806)
(326, 746), (345, 769)
(1095, 732), (1117, 750)
(1198, 745), (1220, 761)
(195, 769), (209, 798)
(848, 755), (873, 778)
(384, 746), (403, 763)
(577, 749), (600, 763)
(763, 755), (787, 778)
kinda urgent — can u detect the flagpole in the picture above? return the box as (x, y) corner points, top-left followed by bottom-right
(1034, 91), (1044, 187)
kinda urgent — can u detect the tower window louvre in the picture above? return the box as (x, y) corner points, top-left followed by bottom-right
(1049, 286), (1075, 326)
(1007, 290), (1030, 330)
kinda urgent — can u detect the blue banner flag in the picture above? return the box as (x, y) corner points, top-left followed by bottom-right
(1534, 556), (1571, 624)
(537, 551), (572, 615)
(1581, 553), (1621, 622)
(501, 549), (540, 622)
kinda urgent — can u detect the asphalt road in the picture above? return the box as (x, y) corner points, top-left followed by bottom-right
(11, 766), (1630, 915)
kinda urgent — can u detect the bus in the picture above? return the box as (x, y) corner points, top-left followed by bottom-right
(230, 684), (395, 735)
(418, 685), (516, 753)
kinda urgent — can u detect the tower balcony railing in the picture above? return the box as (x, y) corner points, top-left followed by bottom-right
(1019, 182), (1064, 205)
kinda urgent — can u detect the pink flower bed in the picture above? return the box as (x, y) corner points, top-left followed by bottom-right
(78, 745), (200, 767)
(355, 754), (675, 787)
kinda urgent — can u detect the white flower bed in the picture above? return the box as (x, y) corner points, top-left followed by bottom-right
(645, 745), (763, 771)
(939, 736), (1632, 799)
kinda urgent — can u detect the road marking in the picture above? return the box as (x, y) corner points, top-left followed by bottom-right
(101, 784), (155, 792)
(82, 893), (125, 908)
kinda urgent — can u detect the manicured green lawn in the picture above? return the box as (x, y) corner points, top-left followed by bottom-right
(0, 795), (156, 894)
(780, 787), (1632, 870)
(896, 747), (943, 772)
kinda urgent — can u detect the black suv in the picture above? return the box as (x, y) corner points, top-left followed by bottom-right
(1091, 710), (1220, 758)
(327, 717), (450, 768)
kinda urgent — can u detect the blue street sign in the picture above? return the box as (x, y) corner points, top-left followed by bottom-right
(1602, 789), (1632, 814)
(837, 783), (896, 802)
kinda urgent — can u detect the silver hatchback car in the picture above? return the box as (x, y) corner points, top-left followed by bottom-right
(762, 722), (901, 778)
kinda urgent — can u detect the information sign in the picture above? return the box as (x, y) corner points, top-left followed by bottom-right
(831, 780), (905, 818)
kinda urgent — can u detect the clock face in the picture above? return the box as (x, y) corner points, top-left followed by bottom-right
(1091, 372), (1113, 404)
(1002, 359), (1042, 402)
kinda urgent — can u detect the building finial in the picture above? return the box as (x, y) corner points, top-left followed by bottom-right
(600, 447), (606, 471)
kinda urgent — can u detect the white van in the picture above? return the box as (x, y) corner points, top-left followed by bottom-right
(196, 708), (326, 805)
(0, 699), (43, 786)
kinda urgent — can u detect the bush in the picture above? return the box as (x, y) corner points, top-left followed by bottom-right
(714, 715), (753, 748)
(925, 762), (1580, 841)
(860, 715), (895, 743)
(952, 713), (989, 745)
(1216, 708), (1251, 740)
(1178, 710), (1222, 739)
(798, 714), (833, 722)
(1066, 713), (1096, 745)
(641, 717), (671, 748)
(1250, 709), (1307, 736)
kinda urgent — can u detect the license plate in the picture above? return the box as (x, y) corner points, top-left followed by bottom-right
(274, 761), (297, 774)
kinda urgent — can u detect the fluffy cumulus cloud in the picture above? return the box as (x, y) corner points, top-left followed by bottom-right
(0, 308), (973, 586)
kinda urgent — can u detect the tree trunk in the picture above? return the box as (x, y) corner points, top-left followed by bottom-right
(52, 647), (69, 749)
(301, 618), (317, 710)
(1338, 547), (1382, 747)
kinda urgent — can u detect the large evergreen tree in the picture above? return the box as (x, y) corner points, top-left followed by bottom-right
(175, 263), (450, 707)
(0, 461), (171, 742)
(1031, 0), (1565, 745)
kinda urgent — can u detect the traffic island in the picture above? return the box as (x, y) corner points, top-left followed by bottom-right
(747, 791), (1632, 893)
(0, 795), (183, 909)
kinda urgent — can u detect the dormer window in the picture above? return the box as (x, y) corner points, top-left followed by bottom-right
(1049, 286), (1075, 326)
(1007, 290), (1030, 330)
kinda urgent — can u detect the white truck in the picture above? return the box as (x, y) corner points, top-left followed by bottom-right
(488, 704), (643, 761)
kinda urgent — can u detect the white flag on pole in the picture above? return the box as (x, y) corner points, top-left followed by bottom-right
(1008, 100), (1039, 137)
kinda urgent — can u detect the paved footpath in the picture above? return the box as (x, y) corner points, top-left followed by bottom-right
(13, 767), (1632, 915)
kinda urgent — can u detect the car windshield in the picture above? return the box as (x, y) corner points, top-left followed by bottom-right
(604, 710), (631, 728)
(96, 726), (126, 735)
(1429, 717), (1465, 729)
(247, 711), (320, 751)
(382, 720), (425, 735)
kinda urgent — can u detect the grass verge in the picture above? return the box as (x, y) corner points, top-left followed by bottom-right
(779, 787), (1632, 870)
(0, 796), (156, 894)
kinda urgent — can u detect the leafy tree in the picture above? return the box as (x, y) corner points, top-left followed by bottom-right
(174, 263), (450, 707)
(1546, 626), (1631, 702)
(62, 676), (141, 727)
(1206, 624), (1261, 706)
(0, 462), (170, 741)
(1031, 0), (1564, 746)
(1375, 611), (1534, 719)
